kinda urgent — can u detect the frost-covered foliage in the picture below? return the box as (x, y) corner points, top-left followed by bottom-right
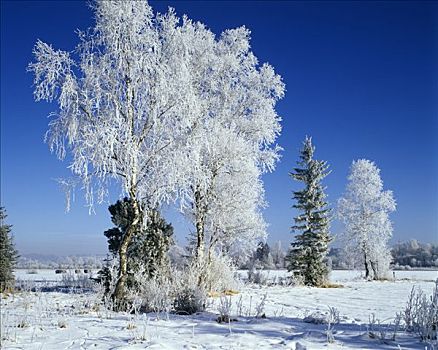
(29, 0), (283, 302)
(203, 254), (240, 292)
(403, 280), (438, 341)
(131, 263), (206, 315)
(286, 137), (332, 287)
(29, 3), (195, 211)
(178, 22), (284, 266)
(338, 159), (396, 280)
(189, 252), (239, 293)
(0, 207), (19, 293)
(173, 285), (206, 315)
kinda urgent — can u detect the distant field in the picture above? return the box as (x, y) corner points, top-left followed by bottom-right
(15, 268), (437, 282)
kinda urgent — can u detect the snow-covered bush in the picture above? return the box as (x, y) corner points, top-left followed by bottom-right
(326, 306), (340, 343)
(60, 272), (95, 290)
(134, 267), (173, 314)
(133, 263), (206, 315)
(171, 260), (210, 315)
(173, 285), (206, 315)
(200, 254), (240, 293)
(403, 279), (438, 341)
(255, 293), (268, 318)
(217, 296), (236, 323)
(247, 267), (268, 285)
(288, 272), (305, 286)
(170, 255), (238, 314)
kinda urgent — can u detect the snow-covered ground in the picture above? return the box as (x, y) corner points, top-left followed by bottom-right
(1, 270), (436, 349)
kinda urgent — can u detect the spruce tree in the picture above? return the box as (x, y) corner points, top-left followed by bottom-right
(0, 207), (19, 292)
(286, 137), (332, 286)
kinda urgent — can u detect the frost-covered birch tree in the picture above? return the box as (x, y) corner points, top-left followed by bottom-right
(286, 137), (332, 286)
(29, 1), (198, 306)
(179, 24), (284, 273)
(338, 159), (396, 280)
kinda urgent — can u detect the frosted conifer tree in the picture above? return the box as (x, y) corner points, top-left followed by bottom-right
(338, 159), (396, 280)
(286, 137), (332, 286)
(0, 207), (19, 293)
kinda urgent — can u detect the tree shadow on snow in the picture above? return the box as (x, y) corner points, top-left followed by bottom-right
(173, 313), (423, 349)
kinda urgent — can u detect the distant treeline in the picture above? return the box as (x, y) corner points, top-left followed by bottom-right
(16, 254), (105, 270)
(391, 240), (438, 269)
(15, 239), (437, 271)
(241, 239), (438, 270)
(327, 240), (438, 270)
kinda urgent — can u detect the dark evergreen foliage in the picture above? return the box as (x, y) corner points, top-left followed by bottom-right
(286, 137), (332, 286)
(99, 198), (174, 292)
(255, 242), (270, 262)
(0, 207), (19, 292)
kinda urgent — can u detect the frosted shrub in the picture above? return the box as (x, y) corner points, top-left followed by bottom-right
(135, 262), (207, 315)
(247, 267), (268, 285)
(173, 285), (206, 315)
(288, 272), (305, 286)
(203, 254), (240, 292)
(326, 306), (340, 343)
(61, 272), (95, 290)
(134, 265), (173, 314)
(403, 279), (438, 341)
(255, 293), (267, 318)
(217, 296), (234, 323)
(172, 262), (207, 315)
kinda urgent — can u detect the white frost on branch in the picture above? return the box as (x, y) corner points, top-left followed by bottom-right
(29, 1), (200, 216)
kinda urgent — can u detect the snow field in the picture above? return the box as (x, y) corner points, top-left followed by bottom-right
(1, 270), (436, 349)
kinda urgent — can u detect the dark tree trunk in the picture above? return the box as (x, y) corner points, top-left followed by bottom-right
(112, 198), (141, 309)
(364, 251), (370, 279)
(370, 260), (378, 280)
(194, 189), (205, 260)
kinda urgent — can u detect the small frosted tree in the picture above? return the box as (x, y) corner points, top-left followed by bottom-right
(0, 207), (19, 293)
(338, 159), (396, 280)
(286, 137), (332, 286)
(271, 241), (285, 268)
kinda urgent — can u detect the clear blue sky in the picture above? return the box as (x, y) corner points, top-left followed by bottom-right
(1, 1), (437, 255)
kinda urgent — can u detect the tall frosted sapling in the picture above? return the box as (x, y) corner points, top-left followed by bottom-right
(338, 159), (396, 280)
